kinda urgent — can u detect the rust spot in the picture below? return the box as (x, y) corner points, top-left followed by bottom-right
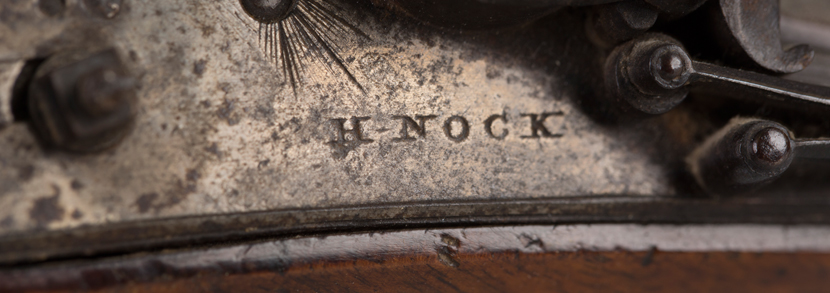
(163, 177), (197, 209)
(186, 169), (201, 182)
(485, 65), (502, 79)
(205, 143), (222, 158)
(17, 165), (34, 182)
(134, 176), (196, 213)
(200, 24), (216, 37)
(0, 216), (12, 228)
(135, 192), (159, 213)
(71, 209), (84, 219)
(258, 159), (270, 169)
(216, 98), (239, 125)
(437, 246), (459, 268)
(518, 233), (544, 249)
(437, 235), (461, 268)
(329, 141), (362, 160)
(193, 59), (207, 77)
(29, 185), (65, 227)
(70, 179), (84, 191)
(440, 234), (460, 248)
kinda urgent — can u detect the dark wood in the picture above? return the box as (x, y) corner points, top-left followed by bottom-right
(78, 251), (830, 293)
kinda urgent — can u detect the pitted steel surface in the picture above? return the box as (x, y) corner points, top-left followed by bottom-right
(0, 0), (680, 236)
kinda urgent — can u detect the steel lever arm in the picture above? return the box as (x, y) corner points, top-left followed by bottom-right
(605, 34), (830, 196)
(606, 33), (830, 115)
(793, 139), (830, 160)
(689, 61), (830, 108)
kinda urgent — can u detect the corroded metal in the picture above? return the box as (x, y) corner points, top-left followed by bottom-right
(0, 1), (675, 238)
(604, 33), (692, 115)
(687, 118), (794, 196)
(718, 0), (814, 73)
(604, 33), (830, 117)
(5, 196), (830, 265)
(26, 49), (136, 152)
(689, 117), (830, 196)
(4, 0), (830, 278)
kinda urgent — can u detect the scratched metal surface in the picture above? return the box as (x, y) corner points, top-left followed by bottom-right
(0, 0), (688, 236)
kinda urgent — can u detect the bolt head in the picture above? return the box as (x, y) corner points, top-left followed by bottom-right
(239, 0), (297, 24)
(77, 67), (134, 117)
(27, 49), (135, 152)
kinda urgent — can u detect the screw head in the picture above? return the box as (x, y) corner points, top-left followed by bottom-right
(610, 34), (692, 114)
(239, 0), (297, 24)
(27, 49), (136, 152)
(751, 127), (791, 164)
(77, 67), (134, 117)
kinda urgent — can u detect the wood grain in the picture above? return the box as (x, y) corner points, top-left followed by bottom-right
(97, 251), (830, 293)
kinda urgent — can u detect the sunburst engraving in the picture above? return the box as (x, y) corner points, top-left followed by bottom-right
(239, 0), (368, 95)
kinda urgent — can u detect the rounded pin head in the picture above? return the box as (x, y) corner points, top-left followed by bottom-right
(751, 127), (791, 164)
(240, 0), (297, 24)
(656, 52), (685, 81)
(649, 45), (692, 90)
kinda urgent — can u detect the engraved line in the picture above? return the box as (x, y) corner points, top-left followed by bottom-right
(293, 12), (340, 77)
(294, 10), (365, 93)
(278, 23), (299, 95)
(306, 0), (369, 39)
(246, 0), (370, 95)
(301, 1), (350, 42)
(289, 16), (325, 86)
(300, 1), (351, 54)
(285, 17), (310, 84)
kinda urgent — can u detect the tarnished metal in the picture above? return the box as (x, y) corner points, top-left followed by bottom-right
(717, 0), (814, 73)
(4, 0), (830, 283)
(5, 195), (830, 265)
(687, 118), (794, 196)
(690, 61), (830, 108)
(587, 1), (659, 48)
(641, 0), (708, 19)
(376, 0), (622, 30)
(38, 0), (66, 17)
(0, 0), (683, 238)
(604, 33), (692, 115)
(26, 49), (136, 152)
(689, 117), (830, 196)
(604, 33), (830, 117)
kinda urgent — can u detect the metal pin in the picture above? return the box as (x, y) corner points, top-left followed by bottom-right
(688, 117), (830, 196)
